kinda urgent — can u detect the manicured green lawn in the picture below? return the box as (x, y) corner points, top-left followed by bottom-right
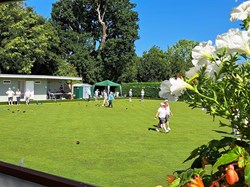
(0, 99), (230, 187)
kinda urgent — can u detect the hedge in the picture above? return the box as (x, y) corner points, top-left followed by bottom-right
(118, 82), (161, 98)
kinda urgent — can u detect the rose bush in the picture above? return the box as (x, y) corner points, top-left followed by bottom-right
(158, 1), (250, 186)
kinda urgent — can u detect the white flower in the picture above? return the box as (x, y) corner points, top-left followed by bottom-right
(159, 91), (178, 101)
(185, 66), (201, 78)
(230, 0), (250, 22)
(192, 40), (216, 66)
(216, 28), (250, 55)
(169, 78), (193, 97)
(186, 60), (223, 81)
(159, 80), (178, 101)
(160, 80), (171, 93)
(205, 61), (223, 79)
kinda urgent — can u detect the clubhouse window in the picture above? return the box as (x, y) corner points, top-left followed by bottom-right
(35, 80), (41, 84)
(3, 80), (11, 84)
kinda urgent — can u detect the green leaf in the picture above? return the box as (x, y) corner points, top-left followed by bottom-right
(235, 145), (244, 155)
(169, 178), (180, 187)
(213, 90), (217, 101)
(0, 0), (24, 4)
(237, 147), (249, 168)
(245, 163), (250, 186)
(212, 146), (241, 171)
(238, 157), (246, 168)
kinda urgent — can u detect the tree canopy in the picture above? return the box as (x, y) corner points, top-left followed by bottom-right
(0, 2), (60, 74)
(137, 40), (198, 82)
(0, 1), (198, 84)
(51, 0), (139, 83)
(166, 40), (198, 77)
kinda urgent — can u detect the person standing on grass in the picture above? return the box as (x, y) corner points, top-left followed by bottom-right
(86, 88), (91, 102)
(141, 88), (145, 102)
(108, 92), (114, 108)
(6, 88), (14, 105)
(155, 102), (169, 133)
(102, 90), (108, 106)
(128, 89), (132, 102)
(94, 89), (99, 101)
(24, 89), (31, 105)
(164, 99), (173, 132)
(16, 89), (21, 105)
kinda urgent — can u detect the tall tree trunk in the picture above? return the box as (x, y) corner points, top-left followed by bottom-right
(96, 3), (107, 51)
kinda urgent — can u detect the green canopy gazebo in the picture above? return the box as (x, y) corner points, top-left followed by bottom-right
(94, 80), (122, 96)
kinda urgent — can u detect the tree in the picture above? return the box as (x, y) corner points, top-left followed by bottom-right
(97, 0), (139, 82)
(137, 46), (170, 82)
(51, 0), (139, 83)
(0, 2), (60, 74)
(166, 39), (198, 78)
(119, 55), (138, 83)
(0, 0), (23, 4)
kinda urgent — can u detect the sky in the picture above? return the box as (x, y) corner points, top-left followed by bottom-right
(25, 0), (245, 56)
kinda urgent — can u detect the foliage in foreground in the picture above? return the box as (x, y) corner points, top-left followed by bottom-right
(159, 1), (250, 186)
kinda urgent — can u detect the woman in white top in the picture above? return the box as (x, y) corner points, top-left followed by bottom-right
(6, 88), (14, 105)
(128, 89), (132, 102)
(155, 103), (169, 133)
(16, 89), (21, 105)
(24, 89), (31, 105)
(164, 100), (173, 131)
(141, 89), (145, 101)
(102, 90), (108, 106)
(94, 89), (99, 101)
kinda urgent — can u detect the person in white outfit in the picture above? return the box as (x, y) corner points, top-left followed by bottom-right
(94, 89), (99, 101)
(155, 103), (169, 133)
(164, 100), (173, 131)
(6, 88), (15, 105)
(24, 89), (31, 105)
(86, 88), (91, 102)
(128, 89), (132, 102)
(141, 88), (145, 102)
(16, 89), (22, 105)
(102, 90), (108, 106)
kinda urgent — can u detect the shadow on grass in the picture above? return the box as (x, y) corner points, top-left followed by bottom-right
(212, 130), (231, 135)
(148, 127), (157, 131)
(148, 125), (168, 134)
